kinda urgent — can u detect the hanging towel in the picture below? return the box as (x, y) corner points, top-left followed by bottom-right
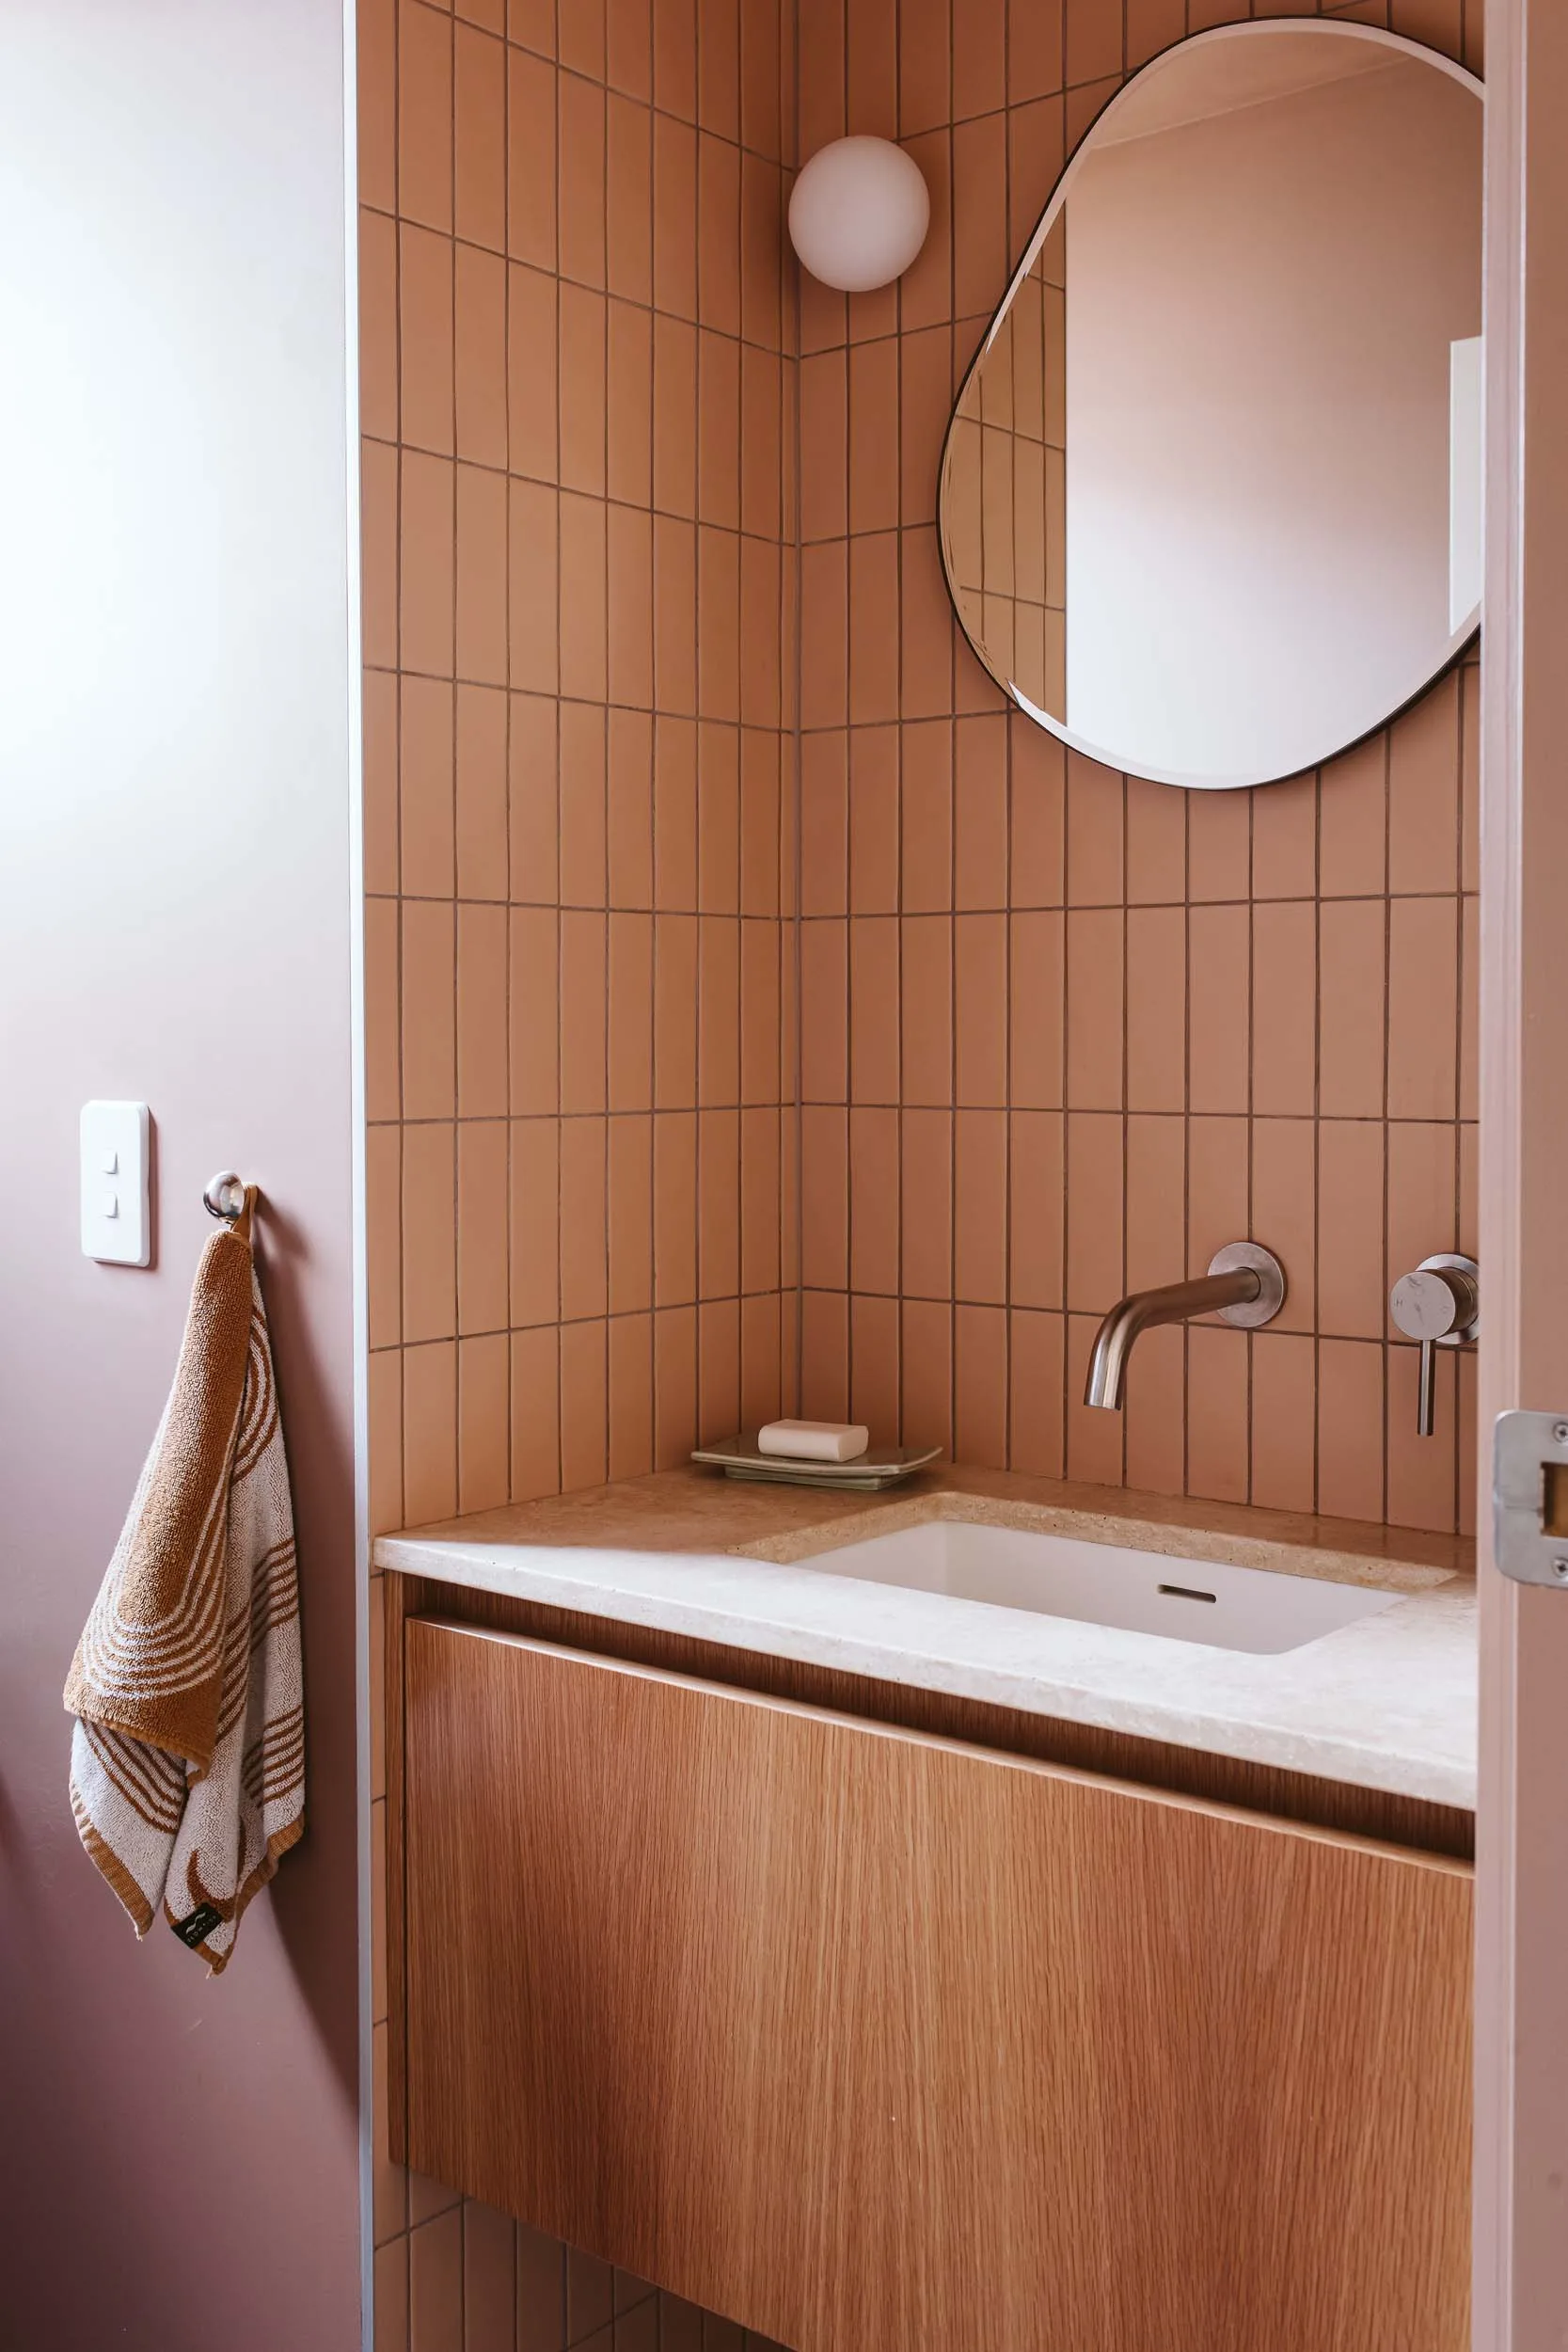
(63, 1194), (305, 1973)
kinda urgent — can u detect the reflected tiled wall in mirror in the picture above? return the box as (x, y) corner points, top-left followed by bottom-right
(943, 215), (1068, 716)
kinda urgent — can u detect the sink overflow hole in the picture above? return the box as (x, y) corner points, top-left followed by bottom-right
(1157, 1581), (1218, 1604)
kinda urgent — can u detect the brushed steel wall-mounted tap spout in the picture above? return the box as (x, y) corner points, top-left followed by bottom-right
(1084, 1243), (1287, 1411)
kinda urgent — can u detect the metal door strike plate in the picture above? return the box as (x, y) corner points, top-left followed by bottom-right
(1493, 1411), (1568, 1586)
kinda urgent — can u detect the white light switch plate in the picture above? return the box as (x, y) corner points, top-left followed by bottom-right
(81, 1101), (151, 1265)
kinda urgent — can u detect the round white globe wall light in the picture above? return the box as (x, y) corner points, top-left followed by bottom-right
(786, 135), (931, 293)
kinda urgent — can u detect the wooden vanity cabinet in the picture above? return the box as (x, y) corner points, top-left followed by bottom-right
(393, 1613), (1471, 2352)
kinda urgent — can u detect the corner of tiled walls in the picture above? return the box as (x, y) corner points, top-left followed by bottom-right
(361, 0), (1484, 2343)
(792, 0), (1483, 1542)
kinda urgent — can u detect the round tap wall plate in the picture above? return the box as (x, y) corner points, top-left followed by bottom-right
(1209, 1242), (1287, 1329)
(1413, 1251), (1480, 1345)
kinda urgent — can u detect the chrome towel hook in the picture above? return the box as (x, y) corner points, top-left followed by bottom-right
(203, 1170), (250, 1222)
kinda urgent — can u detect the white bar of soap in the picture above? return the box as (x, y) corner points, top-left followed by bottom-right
(756, 1419), (870, 1464)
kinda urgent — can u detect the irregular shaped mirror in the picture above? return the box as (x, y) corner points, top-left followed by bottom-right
(939, 24), (1482, 789)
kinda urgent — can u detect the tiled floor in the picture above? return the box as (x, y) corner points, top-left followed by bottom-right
(375, 2186), (790, 2352)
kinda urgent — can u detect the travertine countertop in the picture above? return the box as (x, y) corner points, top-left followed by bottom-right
(376, 1463), (1477, 1809)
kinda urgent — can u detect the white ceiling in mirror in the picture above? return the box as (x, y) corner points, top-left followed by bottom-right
(937, 24), (1482, 790)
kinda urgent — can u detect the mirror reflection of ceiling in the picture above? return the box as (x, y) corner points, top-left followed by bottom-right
(938, 24), (1483, 791)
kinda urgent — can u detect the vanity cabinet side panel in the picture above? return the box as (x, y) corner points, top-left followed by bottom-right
(403, 1617), (1472, 2352)
(384, 1570), (410, 2166)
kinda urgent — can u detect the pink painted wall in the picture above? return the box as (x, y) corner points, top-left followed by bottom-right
(0, 6), (363, 2346)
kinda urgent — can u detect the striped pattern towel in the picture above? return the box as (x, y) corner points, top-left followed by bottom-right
(63, 1196), (305, 1973)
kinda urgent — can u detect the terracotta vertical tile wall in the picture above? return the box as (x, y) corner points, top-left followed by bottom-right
(364, 0), (800, 1565)
(360, 1), (797, 2345)
(795, 0), (1482, 1539)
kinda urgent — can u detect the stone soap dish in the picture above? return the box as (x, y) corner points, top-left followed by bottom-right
(691, 1432), (942, 1491)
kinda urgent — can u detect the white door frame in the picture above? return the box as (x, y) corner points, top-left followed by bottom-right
(1476, 3), (1568, 2344)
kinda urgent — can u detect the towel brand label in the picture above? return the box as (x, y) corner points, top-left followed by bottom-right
(171, 1902), (225, 1948)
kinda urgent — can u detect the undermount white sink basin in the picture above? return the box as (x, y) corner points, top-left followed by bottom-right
(802, 1518), (1401, 1655)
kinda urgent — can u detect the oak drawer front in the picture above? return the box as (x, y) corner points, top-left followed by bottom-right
(403, 1617), (1472, 2352)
